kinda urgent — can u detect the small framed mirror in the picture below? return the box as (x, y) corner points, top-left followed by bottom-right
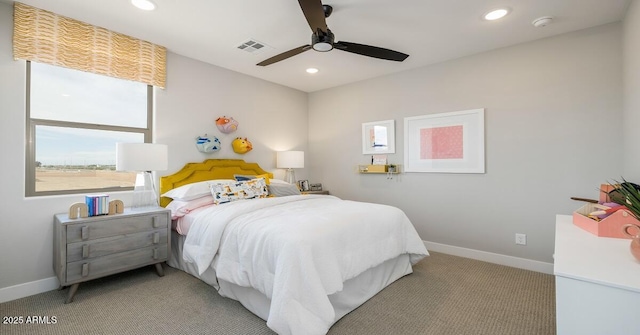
(362, 120), (395, 154)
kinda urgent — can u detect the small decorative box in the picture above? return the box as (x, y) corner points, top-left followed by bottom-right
(572, 184), (640, 239)
(573, 204), (638, 239)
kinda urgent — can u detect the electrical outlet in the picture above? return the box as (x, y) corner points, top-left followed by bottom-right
(515, 233), (527, 245)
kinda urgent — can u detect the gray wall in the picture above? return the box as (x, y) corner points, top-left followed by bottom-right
(308, 23), (624, 263)
(624, 0), (640, 180)
(0, 1), (307, 294)
(155, 53), (309, 180)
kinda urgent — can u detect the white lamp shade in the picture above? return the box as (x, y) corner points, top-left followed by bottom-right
(277, 151), (304, 169)
(116, 143), (168, 172)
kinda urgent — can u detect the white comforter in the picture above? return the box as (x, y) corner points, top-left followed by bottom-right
(183, 195), (428, 335)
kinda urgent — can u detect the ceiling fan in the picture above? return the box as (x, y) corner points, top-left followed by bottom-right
(257, 0), (409, 66)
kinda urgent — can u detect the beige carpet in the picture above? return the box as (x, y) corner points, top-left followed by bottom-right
(0, 252), (556, 335)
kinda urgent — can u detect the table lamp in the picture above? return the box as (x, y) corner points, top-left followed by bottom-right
(116, 143), (168, 208)
(277, 151), (304, 184)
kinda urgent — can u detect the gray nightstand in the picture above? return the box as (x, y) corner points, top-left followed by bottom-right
(53, 207), (170, 303)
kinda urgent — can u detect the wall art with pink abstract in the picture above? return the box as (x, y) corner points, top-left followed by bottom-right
(404, 109), (485, 173)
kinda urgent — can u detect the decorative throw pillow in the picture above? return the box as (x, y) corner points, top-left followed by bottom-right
(210, 178), (268, 205)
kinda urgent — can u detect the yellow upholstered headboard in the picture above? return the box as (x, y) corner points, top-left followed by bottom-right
(159, 159), (273, 207)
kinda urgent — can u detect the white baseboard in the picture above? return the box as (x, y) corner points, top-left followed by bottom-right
(0, 276), (59, 303)
(424, 241), (554, 275)
(0, 243), (554, 303)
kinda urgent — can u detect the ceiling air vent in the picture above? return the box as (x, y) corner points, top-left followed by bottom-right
(237, 39), (271, 54)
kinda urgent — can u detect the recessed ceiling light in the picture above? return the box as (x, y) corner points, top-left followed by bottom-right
(484, 8), (509, 21)
(306, 68), (319, 74)
(131, 0), (156, 11)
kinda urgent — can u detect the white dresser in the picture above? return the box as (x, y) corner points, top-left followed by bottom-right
(554, 214), (640, 335)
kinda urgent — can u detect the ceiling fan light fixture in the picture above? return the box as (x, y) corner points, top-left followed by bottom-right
(313, 42), (333, 52)
(484, 8), (509, 21)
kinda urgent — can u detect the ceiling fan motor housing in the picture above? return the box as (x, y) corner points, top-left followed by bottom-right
(312, 29), (334, 52)
(323, 5), (333, 17)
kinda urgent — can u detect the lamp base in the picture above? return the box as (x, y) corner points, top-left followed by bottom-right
(284, 168), (296, 185)
(132, 171), (159, 208)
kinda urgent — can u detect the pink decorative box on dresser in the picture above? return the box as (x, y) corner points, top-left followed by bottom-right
(573, 204), (638, 239)
(572, 184), (640, 239)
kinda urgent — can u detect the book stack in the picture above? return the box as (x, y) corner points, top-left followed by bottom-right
(85, 194), (109, 217)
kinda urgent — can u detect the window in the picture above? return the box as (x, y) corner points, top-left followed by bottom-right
(26, 61), (153, 196)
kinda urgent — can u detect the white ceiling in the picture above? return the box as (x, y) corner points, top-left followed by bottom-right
(3, 0), (631, 92)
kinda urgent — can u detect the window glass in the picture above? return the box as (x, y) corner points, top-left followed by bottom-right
(30, 62), (147, 128)
(27, 61), (151, 196)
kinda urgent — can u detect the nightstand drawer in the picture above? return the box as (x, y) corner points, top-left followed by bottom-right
(66, 229), (168, 262)
(66, 214), (168, 242)
(66, 245), (168, 283)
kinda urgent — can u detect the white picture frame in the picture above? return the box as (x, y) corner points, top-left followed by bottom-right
(362, 120), (395, 154)
(404, 109), (485, 173)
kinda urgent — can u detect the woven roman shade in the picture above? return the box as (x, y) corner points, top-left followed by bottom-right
(13, 2), (166, 88)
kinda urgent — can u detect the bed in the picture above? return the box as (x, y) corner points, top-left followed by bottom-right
(160, 159), (429, 335)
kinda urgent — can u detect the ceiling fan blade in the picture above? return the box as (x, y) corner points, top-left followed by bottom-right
(334, 41), (409, 62)
(298, 0), (328, 33)
(257, 45), (312, 66)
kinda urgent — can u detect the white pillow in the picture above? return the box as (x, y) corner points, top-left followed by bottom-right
(165, 197), (215, 219)
(162, 179), (235, 201)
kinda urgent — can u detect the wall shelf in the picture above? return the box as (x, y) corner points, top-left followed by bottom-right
(357, 164), (401, 174)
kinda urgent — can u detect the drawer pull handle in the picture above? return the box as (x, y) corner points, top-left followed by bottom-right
(153, 232), (160, 244)
(82, 263), (89, 277)
(82, 245), (89, 258)
(81, 226), (89, 240)
(153, 248), (158, 259)
(152, 217), (159, 228)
